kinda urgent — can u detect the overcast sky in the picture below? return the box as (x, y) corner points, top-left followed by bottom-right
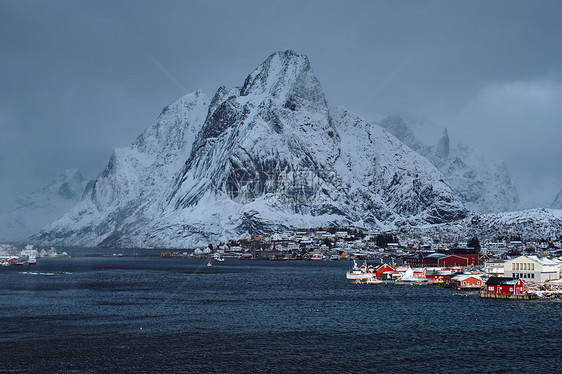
(1, 0), (562, 209)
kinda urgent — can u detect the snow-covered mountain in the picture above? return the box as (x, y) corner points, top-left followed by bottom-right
(0, 169), (88, 242)
(33, 51), (467, 248)
(552, 190), (562, 209)
(393, 208), (562, 245)
(379, 116), (519, 214)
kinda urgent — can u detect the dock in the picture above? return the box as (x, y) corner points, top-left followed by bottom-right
(479, 291), (538, 300)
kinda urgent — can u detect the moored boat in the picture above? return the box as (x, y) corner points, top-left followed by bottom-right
(213, 253), (225, 262)
(310, 253), (324, 261)
(1, 256), (23, 266)
(346, 260), (374, 281)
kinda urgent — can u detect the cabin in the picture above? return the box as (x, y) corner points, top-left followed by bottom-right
(451, 275), (483, 290)
(484, 277), (524, 295)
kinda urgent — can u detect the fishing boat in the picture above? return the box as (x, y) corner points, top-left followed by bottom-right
(353, 278), (383, 284)
(310, 253), (324, 261)
(28, 256), (37, 265)
(346, 260), (373, 281)
(213, 253), (225, 262)
(206, 260), (213, 267)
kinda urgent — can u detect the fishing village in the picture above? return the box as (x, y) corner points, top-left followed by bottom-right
(4, 226), (562, 301)
(175, 226), (562, 301)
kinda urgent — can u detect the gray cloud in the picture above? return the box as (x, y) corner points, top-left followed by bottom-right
(1, 0), (562, 208)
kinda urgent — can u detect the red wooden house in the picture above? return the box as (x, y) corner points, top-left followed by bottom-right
(484, 277), (524, 295)
(445, 249), (480, 266)
(375, 264), (394, 279)
(451, 274), (483, 290)
(412, 267), (427, 279)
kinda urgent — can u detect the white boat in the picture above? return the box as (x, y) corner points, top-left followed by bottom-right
(28, 256), (37, 265)
(346, 260), (374, 281)
(212, 252), (225, 261)
(310, 253), (324, 261)
(206, 260), (213, 267)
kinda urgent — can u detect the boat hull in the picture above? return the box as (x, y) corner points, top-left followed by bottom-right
(346, 272), (372, 280)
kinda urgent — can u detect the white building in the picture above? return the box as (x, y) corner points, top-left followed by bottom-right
(334, 231), (348, 239)
(484, 260), (505, 275)
(504, 255), (560, 282)
(271, 233), (283, 241)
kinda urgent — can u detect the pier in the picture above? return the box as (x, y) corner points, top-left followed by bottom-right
(479, 291), (538, 300)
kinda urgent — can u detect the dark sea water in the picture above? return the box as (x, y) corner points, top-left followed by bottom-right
(1, 254), (561, 373)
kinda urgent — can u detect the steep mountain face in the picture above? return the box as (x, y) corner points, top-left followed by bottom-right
(34, 51), (467, 248)
(0, 169), (88, 242)
(379, 116), (519, 214)
(34, 91), (210, 247)
(552, 190), (562, 209)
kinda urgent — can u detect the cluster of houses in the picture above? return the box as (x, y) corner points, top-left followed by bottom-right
(194, 227), (560, 263)
(347, 254), (560, 299)
(190, 227), (562, 298)
(0, 244), (69, 266)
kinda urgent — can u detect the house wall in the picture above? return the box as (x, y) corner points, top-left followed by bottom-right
(375, 264), (394, 279)
(453, 277), (482, 289)
(485, 282), (524, 295)
(438, 255), (468, 267)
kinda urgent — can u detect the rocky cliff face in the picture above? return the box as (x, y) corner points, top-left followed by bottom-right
(379, 116), (520, 214)
(34, 51), (467, 248)
(552, 190), (562, 209)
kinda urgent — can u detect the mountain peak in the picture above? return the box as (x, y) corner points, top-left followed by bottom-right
(33, 52), (469, 248)
(240, 50), (314, 97)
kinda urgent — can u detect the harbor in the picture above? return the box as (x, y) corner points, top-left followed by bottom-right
(1, 256), (561, 373)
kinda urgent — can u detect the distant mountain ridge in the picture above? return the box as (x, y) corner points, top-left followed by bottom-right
(0, 169), (88, 242)
(33, 51), (467, 248)
(394, 208), (562, 245)
(379, 115), (520, 214)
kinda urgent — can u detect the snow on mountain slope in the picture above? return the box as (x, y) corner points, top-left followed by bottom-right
(34, 92), (210, 247)
(0, 169), (88, 242)
(395, 208), (562, 244)
(379, 116), (519, 214)
(33, 51), (467, 248)
(331, 107), (466, 224)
